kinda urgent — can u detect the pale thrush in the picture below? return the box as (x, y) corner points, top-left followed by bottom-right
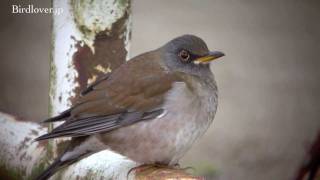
(35, 34), (224, 180)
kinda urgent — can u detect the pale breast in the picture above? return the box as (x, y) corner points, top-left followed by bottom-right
(161, 82), (218, 164)
(101, 81), (218, 165)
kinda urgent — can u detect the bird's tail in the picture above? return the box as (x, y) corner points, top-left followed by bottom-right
(35, 153), (89, 180)
(35, 137), (94, 180)
(35, 158), (64, 180)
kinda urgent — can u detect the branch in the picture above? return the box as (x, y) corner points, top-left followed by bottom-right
(0, 112), (47, 179)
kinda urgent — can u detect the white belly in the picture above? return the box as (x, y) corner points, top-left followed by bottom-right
(103, 82), (218, 165)
(160, 82), (218, 164)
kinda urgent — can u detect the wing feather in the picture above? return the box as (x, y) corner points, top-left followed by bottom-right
(36, 52), (179, 141)
(35, 109), (163, 141)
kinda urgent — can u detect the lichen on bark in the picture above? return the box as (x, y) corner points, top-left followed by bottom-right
(71, 0), (131, 52)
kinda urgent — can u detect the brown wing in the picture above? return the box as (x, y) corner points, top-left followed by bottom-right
(36, 52), (179, 141)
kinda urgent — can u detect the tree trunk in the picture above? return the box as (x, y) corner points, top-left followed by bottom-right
(49, 0), (136, 179)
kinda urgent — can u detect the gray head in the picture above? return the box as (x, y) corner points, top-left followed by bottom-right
(160, 34), (224, 79)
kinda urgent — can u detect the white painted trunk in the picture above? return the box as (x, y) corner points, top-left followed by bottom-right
(0, 112), (47, 179)
(49, 0), (137, 179)
(0, 0), (135, 179)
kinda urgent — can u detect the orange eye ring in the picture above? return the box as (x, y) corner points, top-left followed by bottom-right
(178, 50), (190, 62)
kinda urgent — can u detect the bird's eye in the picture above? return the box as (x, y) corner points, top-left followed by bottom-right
(178, 50), (190, 62)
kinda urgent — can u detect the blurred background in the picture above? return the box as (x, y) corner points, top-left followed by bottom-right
(1, 0), (320, 179)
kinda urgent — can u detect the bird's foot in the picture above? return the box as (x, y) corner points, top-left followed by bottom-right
(128, 163), (200, 179)
(127, 163), (195, 176)
(172, 163), (196, 174)
(127, 164), (156, 179)
(129, 164), (155, 173)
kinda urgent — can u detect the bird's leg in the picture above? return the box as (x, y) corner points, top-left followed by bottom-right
(173, 163), (180, 168)
(154, 162), (196, 174)
(127, 162), (173, 178)
(127, 163), (196, 177)
(127, 163), (199, 179)
(127, 164), (157, 179)
(169, 163), (196, 174)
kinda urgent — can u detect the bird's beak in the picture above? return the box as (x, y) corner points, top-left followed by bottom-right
(194, 51), (225, 64)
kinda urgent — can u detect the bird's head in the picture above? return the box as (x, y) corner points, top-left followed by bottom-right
(160, 34), (224, 79)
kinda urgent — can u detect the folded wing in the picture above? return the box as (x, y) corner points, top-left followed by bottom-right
(36, 52), (179, 141)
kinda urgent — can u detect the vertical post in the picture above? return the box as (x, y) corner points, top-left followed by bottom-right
(50, 0), (137, 179)
(50, 0), (131, 125)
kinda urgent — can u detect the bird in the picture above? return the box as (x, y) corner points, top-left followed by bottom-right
(35, 34), (224, 180)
